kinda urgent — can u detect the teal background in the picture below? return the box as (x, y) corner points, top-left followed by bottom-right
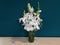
(0, 0), (60, 37)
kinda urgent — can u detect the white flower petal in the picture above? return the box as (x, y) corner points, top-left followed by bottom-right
(36, 25), (40, 29)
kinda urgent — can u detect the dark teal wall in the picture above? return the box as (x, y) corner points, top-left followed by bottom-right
(0, 0), (60, 37)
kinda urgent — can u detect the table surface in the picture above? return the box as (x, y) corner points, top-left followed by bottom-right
(0, 37), (60, 45)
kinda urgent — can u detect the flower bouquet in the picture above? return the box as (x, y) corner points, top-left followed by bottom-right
(19, 2), (43, 42)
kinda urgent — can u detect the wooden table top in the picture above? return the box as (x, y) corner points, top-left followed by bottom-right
(0, 37), (60, 45)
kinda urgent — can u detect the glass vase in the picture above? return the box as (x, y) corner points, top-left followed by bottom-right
(28, 31), (34, 43)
